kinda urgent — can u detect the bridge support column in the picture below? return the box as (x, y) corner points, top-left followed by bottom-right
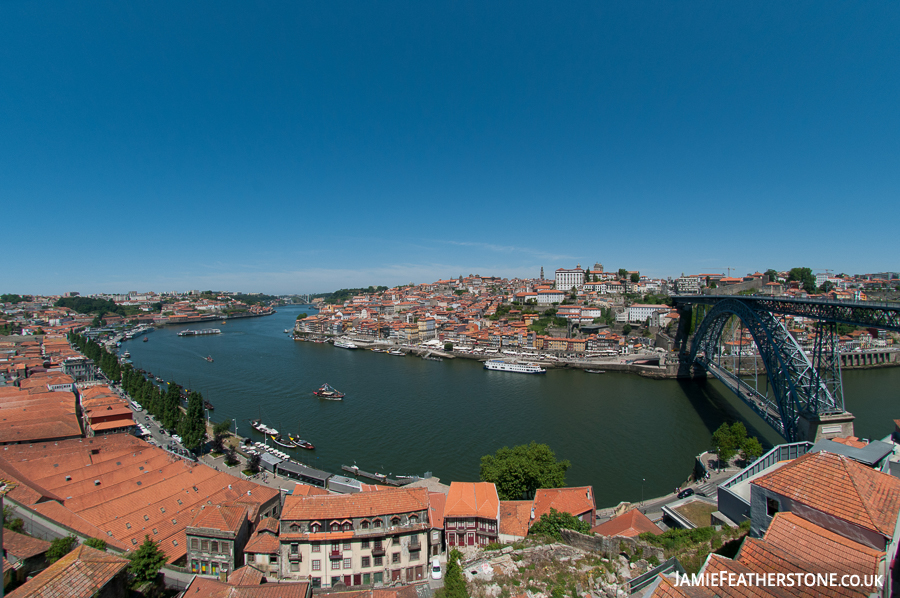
(795, 412), (855, 442)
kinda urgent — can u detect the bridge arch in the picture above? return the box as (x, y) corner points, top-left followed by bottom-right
(688, 298), (842, 441)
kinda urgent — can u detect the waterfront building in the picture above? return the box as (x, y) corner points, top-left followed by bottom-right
(626, 304), (669, 324)
(187, 503), (251, 578)
(533, 486), (595, 525)
(277, 487), (432, 588)
(444, 481), (500, 550)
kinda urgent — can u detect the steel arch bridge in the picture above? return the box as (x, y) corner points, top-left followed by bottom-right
(673, 295), (900, 441)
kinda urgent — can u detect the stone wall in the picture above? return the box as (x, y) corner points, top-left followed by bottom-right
(559, 529), (664, 562)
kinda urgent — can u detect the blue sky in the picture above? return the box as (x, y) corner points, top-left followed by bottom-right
(2, 2), (898, 295)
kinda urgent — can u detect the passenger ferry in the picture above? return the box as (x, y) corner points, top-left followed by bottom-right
(177, 328), (221, 337)
(483, 359), (546, 374)
(333, 338), (359, 350)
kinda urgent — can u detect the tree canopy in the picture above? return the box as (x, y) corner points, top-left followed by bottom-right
(528, 508), (591, 540)
(480, 442), (570, 500)
(128, 536), (168, 584)
(711, 422), (764, 466)
(440, 549), (468, 598)
(47, 534), (78, 564)
(787, 267), (817, 294)
(178, 391), (206, 451)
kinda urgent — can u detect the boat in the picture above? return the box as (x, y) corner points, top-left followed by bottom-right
(284, 329), (291, 334)
(314, 383), (345, 400)
(250, 419), (279, 435)
(123, 351), (131, 358)
(270, 434), (295, 449)
(155, 376), (164, 382)
(143, 336), (148, 342)
(483, 359), (546, 374)
(177, 328), (221, 337)
(289, 435), (315, 450)
(205, 355), (213, 362)
(388, 349), (405, 356)
(585, 369), (606, 374)
(422, 355), (443, 362)
(333, 338), (359, 349)
(204, 400), (214, 410)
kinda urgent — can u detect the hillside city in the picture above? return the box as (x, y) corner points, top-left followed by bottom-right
(0, 265), (899, 597)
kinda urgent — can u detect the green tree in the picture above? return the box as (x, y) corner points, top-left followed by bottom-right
(247, 452), (261, 474)
(296, 313), (308, 320)
(47, 534), (78, 564)
(444, 342), (453, 351)
(528, 508), (591, 540)
(440, 549), (468, 598)
(211, 419), (232, 453)
(788, 267), (817, 294)
(618, 268), (628, 279)
(160, 384), (182, 431)
(3, 505), (24, 533)
(740, 437), (764, 463)
(84, 537), (107, 551)
(630, 272), (640, 283)
(764, 269), (779, 282)
(622, 323), (632, 336)
(128, 535), (168, 584)
(480, 442), (570, 500)
(223, 446), (239, 467)
(711, 422), (750, 468)
(178, 391), (206, 451)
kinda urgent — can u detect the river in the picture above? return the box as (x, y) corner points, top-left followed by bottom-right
(122, 305), (899, 507)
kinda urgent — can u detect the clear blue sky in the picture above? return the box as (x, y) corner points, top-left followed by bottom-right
(2, 2), (898, 295)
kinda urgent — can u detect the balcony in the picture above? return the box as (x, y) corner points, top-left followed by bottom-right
(371, 545), (385, 557)
(330, 550), (342, 559)
(289, 552), (301, 562)
(408, 539), (421, 550)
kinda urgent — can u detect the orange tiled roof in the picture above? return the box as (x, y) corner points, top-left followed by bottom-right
(533, 486), (594, 520)
(190, 504), (247, 533)
(282, 487), (430, 521)
(3, 528), (51, 560)
(591, 508), (661, 538)
(445, 481), (499, 519)
(6, 544), (128, 598)
(762, 512), (883, 583)
(499, 500), (532, 538)
(182, 576), (310, 597)
(751, 451), (900, 538)
(648, 574), (716, 598)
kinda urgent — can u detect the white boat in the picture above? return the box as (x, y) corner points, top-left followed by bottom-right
(334, 338), (359, 350)
(388, 349), (404, 356)
(484, 359), (546, 374)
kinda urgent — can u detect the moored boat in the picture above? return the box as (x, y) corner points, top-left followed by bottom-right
(143, 336), (148, 342)
(250, 419), (279, 435)
(484, 359), (546, 374)
(585, 369), (606, 374)
(289, 435), (315, 450)
(204, 400), (214, 410)
(388, 349), (404, 356)
(333, 338), (359, 349)
(270, 434), (295, 449)
(314, 383), (344, 400)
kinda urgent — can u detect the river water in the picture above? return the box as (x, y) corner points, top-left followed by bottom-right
(123, 305), (899, 507)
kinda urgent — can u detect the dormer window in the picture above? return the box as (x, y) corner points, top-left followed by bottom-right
(290, 524), (300, 533)
(361, 520), (370, 530)
(373, 519), (383, 528)
(409, 514), (418, 524)
(342, 522), (352, 531)
(311, 522), (322, 533)
(391, 517), (401, 526)
(330, 522), (340, 532)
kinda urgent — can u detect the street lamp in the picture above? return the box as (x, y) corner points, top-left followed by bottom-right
(641, 478), (645, 507)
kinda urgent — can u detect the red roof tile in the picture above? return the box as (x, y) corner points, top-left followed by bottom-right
(282, 487), (429, 521)
(6, 545), (128, 598)
(533, 486), (594, 520)
(445, 482), (499, 520)
(499, 501), (532, 538)
(591, 508), (661, 538)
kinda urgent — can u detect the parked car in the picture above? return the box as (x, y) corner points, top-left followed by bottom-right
(431, 557), (442, 580)
(677, 488), (695, 499)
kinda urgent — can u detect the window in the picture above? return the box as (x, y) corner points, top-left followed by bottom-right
(191, 538), (199, 550)
(291, 524), (300, 532)
(211, 541), (218, 553)
(343, 541), (351, 550)
(312, 543), (321, 553)
(331, 522), (340, 532)
(201, 540), (209, 551)
(410, 550), (420, 561)
(374, 572), (383, 584)
(312, 560), (321, 571)
(270, 555), (278, 564)
(311, 523), (321, 533)
(361, 556), (370, 568)
(373, 519), (382, 528)
(361, 520), (370, 530)
(767, 497), (780, 517)
(291, 562), (300, 572)
(432, 531), (439, 541)
(409, 514), (418, 524)
(391, 517), (401, 526)
(312, 577), (321, 588)
(344, 557), (351, 569)
(191, 560), (199, 573)
(362, 539), (370, 549)
(363, 573), (371, 585)
(291, 543), (299, 555)
(211, 562), (218, 575)
(332, 559), (341, 570)
(331, 576), (341, 586)
(392, 552), (400, 564)
(342, 521), (352, 531)
(374, 556), (383, 567)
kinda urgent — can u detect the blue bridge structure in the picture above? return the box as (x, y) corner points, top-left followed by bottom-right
(672, 295), (900, 442)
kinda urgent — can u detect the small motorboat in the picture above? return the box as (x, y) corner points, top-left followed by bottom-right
(585, 369), (606, 374)
(205, 355), (213, 362)
(314, 383), (344, 400)
(143, 336), (148, 342)
(388, 349), (404, 356)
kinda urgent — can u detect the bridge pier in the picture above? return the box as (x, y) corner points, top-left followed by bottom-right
(795, 412), (855, 443)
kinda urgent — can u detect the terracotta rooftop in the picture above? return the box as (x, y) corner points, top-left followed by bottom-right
(427, 491), (446, 529)
(6, 544), (129, 598)
(591, 508), (661, 538)
(282, 487), (430, 521)
(445, 482), (499, 519)
(499, 500), (532, 538)
(3, 528), (51, 560)
(533, 486), (594, 520)
(751, 450), (900, 538)
(181, 576), (310, 598)
(189, 504), (248, 534)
